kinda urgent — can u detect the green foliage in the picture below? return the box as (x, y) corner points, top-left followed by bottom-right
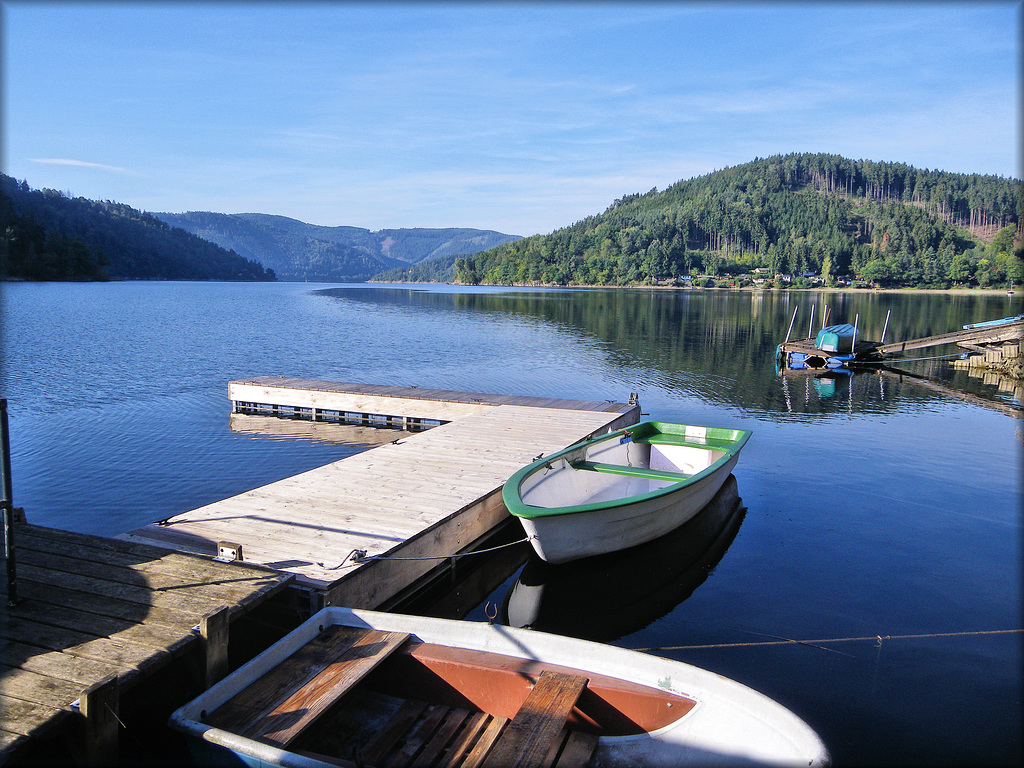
(374, 253), (462, 283)
(449, 153), (1020, 289)
(0, 175), (274, 281)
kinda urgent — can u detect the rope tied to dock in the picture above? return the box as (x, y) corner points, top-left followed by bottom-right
(629, 628), (1023, 654)
(316, 535), (533, 571)
(887, 351), (975, 363)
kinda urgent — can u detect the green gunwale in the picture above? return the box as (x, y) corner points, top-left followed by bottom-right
(502, 421), (752, 520)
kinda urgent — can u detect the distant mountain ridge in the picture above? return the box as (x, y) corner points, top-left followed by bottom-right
(155, 211), (521, 282)
(6, 154), (1018, 288)
(0, 175), (274, 281)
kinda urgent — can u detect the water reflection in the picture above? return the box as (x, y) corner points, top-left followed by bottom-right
(321, 285), (1021, 417)
(500, 474), (745, 643)
(228, 413), (411, 446)
(778, 369), (858, 413)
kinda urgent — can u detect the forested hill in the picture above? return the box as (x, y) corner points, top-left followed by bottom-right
(453, 154), (1022, 289)
(0, 175), (275, 281)
(156, 211), (520, 282)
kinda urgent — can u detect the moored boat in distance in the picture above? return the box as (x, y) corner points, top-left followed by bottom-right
(502, 421), (751, 564)
(962, 313), (1024, 330)
(814, 323), (858, 353)
(170, 607), (829, 767)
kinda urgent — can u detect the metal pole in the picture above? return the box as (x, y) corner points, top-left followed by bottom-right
(807, 304), (816, 339)
(1, 398), (19, 607)
(852, 313), (859, 353)
(784, 306), (799, 344)
(880, 309), (891, 344)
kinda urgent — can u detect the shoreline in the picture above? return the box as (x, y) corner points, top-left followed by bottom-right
(378, 280), (1019, 297)
(7, 277), (1018, 297)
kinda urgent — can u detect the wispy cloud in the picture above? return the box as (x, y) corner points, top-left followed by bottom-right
(29, 158), (129, 173)
(7, 4), (1017, 235)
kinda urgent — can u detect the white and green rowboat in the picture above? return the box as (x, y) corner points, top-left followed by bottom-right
(502, 421), (752, 564)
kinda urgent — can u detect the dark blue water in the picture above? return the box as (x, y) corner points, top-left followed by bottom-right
(1, 281), (1020, 765)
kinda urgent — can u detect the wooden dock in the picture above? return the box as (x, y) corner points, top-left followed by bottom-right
(0, 520), (292, 765)
(227, 376), (639, 427)
(778, 316), (1023, 370)
(125, 381), (640, 610)
(876, 317), (1024, 356)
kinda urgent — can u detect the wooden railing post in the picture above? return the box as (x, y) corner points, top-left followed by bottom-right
(79, 674), (119, 765)
(201, 606), (231, 687)
(1, 398), (20, 607)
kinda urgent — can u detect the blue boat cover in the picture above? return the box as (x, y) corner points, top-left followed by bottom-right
(814, 324), (857, 353)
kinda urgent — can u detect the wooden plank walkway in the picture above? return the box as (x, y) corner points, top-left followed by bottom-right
(0, 522), (292, 765)
(126, 386), (639, 607)
(876, 317), (1023, 355)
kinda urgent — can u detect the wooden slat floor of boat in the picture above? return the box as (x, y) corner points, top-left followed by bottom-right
(0, 523), (293, 765)
(234, 377), (634, 414)
(124, 404), (630, 594)
(345, 671), (595, 768)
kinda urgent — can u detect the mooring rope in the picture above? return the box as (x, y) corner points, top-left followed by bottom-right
(888, 350), (977, 363)
(630, 628), (1023, 653)
(317, 535), (532, 571)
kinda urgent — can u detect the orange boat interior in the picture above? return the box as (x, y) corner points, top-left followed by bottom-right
(359, 640), (696, 736)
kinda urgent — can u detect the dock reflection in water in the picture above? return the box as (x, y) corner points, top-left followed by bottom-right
(228, 412), (411, 446)
(500, 474), (745, 643)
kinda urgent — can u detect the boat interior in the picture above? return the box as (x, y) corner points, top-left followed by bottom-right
(518, 428), (729, 509)
(202, 625), (694, 768)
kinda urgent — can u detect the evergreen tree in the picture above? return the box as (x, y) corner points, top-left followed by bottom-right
(447, 154), (1018, 289)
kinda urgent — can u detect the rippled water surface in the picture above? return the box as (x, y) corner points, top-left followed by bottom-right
(1, 281), (1021, 766)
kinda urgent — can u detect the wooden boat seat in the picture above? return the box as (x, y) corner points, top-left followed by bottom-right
(571, 460), (690, 481)
(636, 435), (734, 450)
(206, 625), (411, 748)
(485, 670), (594, 768)
(354, 670), (597, 768)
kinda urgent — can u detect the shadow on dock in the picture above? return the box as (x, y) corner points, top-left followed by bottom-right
(1, 521), (292, 765)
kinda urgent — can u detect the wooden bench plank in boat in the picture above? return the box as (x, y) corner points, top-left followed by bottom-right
(207, 626), (410, 745)
(252, 629), (411, 747)
(571, 460), (689, 482)
(484, 671), (590, 768)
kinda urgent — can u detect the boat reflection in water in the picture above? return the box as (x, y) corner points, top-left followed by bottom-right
(501, 474), (745, 643)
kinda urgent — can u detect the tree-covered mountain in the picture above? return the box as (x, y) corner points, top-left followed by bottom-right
(0, 175), (275, 281)
(372, 253), (462, 283)
(156, 211), (520, 282)
(453, 154), (1022, 290)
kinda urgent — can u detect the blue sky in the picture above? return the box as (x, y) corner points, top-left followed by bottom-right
(3, 2), (1019, 236)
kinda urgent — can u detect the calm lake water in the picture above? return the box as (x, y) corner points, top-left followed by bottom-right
(1, 281), (1021, 766)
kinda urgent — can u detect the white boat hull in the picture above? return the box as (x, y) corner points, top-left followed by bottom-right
(503, 421), (752, 564)
(170, 607), (829, 768)
(519, 455), (740, 563)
